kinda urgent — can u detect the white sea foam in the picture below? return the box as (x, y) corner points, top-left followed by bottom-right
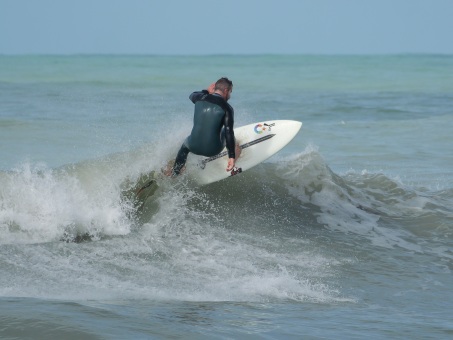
(0, 162), (132, 244)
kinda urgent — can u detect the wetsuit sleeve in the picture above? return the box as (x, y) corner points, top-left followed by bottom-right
(224, 108), (236, 159)
(189, 90), (209, 103)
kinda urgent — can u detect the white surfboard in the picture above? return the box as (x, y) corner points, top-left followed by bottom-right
(189, 120), (302, 185)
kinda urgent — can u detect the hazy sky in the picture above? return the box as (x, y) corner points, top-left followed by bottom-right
(1, 0), (452, 55)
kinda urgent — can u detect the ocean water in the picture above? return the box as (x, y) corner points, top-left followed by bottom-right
(1, 55), (452, 339)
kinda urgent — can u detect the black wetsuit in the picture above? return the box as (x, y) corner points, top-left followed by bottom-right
(172, 90), (235, 176)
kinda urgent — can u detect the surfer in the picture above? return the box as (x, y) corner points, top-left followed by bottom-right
(169, 77), (240, 176)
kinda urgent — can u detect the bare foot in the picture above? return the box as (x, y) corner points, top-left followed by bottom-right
(162, 160), (174, 177)
(162, 160), (185, 177)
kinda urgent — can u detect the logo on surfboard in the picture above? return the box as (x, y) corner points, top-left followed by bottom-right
(254, 123), (275, 134)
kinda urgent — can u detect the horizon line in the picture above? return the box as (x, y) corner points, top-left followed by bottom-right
(1, 52), (452, 57)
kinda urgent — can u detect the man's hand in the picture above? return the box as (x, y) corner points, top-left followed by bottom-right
(207, 83), (215, 94)
(226, 158), (235, 172)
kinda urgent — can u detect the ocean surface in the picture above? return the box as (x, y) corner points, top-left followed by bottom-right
(1, 54), (452, 339)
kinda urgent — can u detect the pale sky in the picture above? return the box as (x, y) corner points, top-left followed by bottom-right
(1, 0), (452, 55)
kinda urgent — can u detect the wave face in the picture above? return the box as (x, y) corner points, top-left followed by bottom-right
(1, 145), (451, 304)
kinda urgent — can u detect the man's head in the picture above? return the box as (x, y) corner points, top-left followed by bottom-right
(215, 77), (233, 101)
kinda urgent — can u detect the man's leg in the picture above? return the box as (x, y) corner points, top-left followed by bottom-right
(172, 143), (190, 176)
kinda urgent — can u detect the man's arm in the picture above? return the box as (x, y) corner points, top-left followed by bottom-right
(189, 90), (208, 103)
(189, 83), (215, 103)
(224, 109), (236, 172)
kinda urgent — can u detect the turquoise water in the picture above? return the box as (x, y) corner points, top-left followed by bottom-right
(1, 55), (452, 338)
